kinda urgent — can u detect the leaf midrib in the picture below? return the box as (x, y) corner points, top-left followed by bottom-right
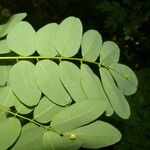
(52, 104), (100, 129)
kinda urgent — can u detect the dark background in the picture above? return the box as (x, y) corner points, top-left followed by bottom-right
(0, 0), (150, 149)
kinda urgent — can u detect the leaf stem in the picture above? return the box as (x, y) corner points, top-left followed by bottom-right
(0, 105), (49, 130)
(0, 56), (99, 65)
(0, 55), (135, 84)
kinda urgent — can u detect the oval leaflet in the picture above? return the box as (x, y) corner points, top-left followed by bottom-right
(9, 60), (41, 106)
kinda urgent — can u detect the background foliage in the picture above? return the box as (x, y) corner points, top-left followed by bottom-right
(0, 0), (150, 149)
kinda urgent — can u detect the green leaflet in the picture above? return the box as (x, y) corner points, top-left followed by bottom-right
(34, 97), (63, 123)
(0, 13), (27, 38)
(7, 21), (36, 56)
(21, 123), (37, 132)
(81, 30), (102, 61)
(100, 67), (130, 119)
(3, 81), (33, 115)
(0, 65), (10, 86)
(43, 131), (81, 150)
(109, 63), (138, 95)
(59, 61), (87, 102)
(14, 96), (33, 115)
(81, 64), (102, 101)
(55, 16), (82, 57)
(91, 71), (114, 116)
(0, 39), (11, 54)
(80, 64), (113, 116)
(35, 23), (58, 56)
(35, 60), (71, 106)
(65, 120), (121, 149)
(9, 61), (41, 106)
(51, 100), (106, 133)
(100, 41), (120, 65)
(6, 66), (12, 86)
(0, 117), (21, 150)
(0, 112), (7, 123)
(0, 86), (14, 108)
(105, 98), (114, 117)
(12, 123), (45, 150)
(43, 131), (65, 150)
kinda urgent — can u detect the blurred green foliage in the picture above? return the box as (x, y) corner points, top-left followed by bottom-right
(0, 0), (150, 149)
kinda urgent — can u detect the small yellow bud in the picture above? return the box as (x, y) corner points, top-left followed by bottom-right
(69, 133), (76, 140)
(125, 74), (128, 79)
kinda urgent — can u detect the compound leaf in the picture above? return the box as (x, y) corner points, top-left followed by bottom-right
(0, 13), (27, 38)
(35, 60), (71, 106)
(65, 120), (121, 149)
(109, 63), (138, 95)
(7, 21), (36, 56)
(100, 41), (120, 65)
(0, 39), (11, 54)
(0, 117), (21, 150)
(81, 30), (102, 61)
(59, 61), (87, 102)
(9, 61), (41, 106)
(34, 97), (63, 123)
(100, 67), (130, 119)
(51, 100), (106, 133)
(35, 23), (58, 56)
(55, 16), (82, 57)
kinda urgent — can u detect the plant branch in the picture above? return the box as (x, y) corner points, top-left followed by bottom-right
(0, 56), (99, 65)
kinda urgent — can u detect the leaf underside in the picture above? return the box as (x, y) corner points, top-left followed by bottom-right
(0, 14), (139, 150)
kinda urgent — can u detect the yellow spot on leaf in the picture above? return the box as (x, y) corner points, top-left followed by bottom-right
(69, 133), (76, 140)
(125, 74), (128, 79)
